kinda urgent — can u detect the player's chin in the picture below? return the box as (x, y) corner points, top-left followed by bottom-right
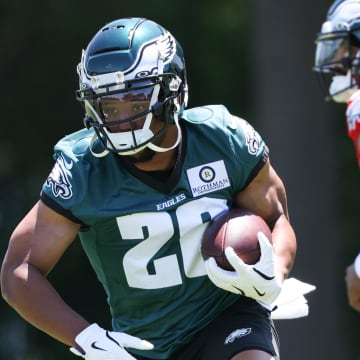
(127, 147), (156, 163)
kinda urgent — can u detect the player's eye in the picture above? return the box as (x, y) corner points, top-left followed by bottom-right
(105, 107), (119, 116)
(131, 103), (146, 113)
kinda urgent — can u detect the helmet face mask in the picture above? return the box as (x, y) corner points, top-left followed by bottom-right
(313, 0), (360, 102)
(82, 79), (163, 155)
(315, 33), (352, 75)
(315, 32), (359, 101)
(76, 18), (188, 156)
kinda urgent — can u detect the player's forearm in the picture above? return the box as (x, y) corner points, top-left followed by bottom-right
(271, 214), (297, 282)
(1, 262), (89, 346)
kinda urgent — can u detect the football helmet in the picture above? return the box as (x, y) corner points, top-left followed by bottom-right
(313, 0), (360, 102)
(76, 18), (188, 156)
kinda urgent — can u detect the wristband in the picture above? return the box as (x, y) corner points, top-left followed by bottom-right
(354, 253), (360, 278)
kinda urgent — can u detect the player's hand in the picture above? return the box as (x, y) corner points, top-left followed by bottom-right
(345, 262), (360, 312)
(205, 232), (282, 305)
(69, 323), (154, 360)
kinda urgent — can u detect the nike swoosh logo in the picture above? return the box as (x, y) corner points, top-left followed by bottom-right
(253, 287), (265, 297)
(253, 268), (275, 281)
(91, 342), (106, 351)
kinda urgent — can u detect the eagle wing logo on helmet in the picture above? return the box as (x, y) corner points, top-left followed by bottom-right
(157, 33), (176, 64)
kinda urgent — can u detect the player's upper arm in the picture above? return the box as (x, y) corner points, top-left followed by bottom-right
(234, 159), (289, 229)
(2, 200), (81, 277)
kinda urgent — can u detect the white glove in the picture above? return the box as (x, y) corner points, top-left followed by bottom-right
(205, 232), (282, 305)
(69, 323), (154, 360)
(270, 278), (316, 319)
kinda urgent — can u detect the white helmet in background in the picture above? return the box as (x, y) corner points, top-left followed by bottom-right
(314, 0), (360, 102)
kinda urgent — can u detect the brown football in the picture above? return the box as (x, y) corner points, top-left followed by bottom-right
(201, 208), (272, 270)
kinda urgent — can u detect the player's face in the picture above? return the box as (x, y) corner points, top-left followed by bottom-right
(98, 87), (154, 133)
(316, 36), (350, 74)
(315, 35), (360, 76)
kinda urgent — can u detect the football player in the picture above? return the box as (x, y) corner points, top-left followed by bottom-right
(1, 18), (297, 359)
(313, 0), (360, 312)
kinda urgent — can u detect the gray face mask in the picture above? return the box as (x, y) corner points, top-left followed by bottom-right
(329, 70), (358, 103)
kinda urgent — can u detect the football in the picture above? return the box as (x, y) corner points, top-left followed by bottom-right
(201, 208), (272, 270)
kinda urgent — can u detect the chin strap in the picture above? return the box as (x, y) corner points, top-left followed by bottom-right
(88, 112), (182, 158)
(89, 132), (110, 158)
(147, 112), (182, 153)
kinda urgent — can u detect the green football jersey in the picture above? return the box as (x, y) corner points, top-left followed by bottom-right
(41, 105), (268, 359)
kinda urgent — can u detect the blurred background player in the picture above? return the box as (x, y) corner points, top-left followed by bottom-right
(313, 0), (360, 311)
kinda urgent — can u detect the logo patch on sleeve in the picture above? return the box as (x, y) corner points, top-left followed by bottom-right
(186, 160), (230, 197)
(45, 154), (73, 199)
(224, 328), (252, 344)
(246, 129), (261, 155)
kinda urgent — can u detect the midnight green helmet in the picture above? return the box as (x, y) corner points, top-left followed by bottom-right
(76, 18), (188, 156)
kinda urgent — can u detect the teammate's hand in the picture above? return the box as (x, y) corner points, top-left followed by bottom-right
(69, 323), (154, 360)
(205, 232), (282, 305)
(345, 260), (360, 312)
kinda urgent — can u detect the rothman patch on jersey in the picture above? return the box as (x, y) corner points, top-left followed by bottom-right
(186, 160), (230, 197)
